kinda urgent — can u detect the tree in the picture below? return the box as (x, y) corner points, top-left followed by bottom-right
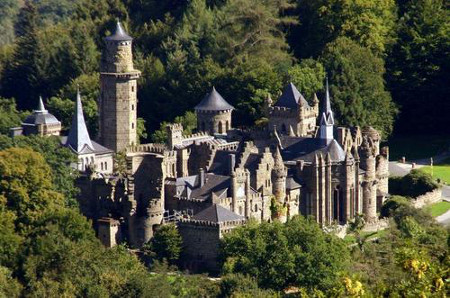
(0, 135), (79, 207)
(386, 0), (450, 134)
(0, 98), (30, 135)
(1, 1), (43, 110)
(151, 111), (197, 143)
(143, 224), (182, 265)
(220, 216), (350, 291)
(321, 37), (397, 138)
(290, 0), (397, 58)
(285, 58), (325, 100)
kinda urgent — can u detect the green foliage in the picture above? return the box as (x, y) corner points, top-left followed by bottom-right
(321, 37), (397, 138)
(0, 98), (30, 135)
(386, 0), (450, 134)
(143, 224), (183, 265)
(151, 111), (197, 143)
(389, 170), (439, 198)
(220, 216), (350, 291)
(285, 59), (325, 100)
(220, 273), (279, 297)
(291, 0), (397, 57)
(0, 135), (79, 207)
(380, 195), (410, 218)
(349, 202), (449, 296)
(0, 0), (19, 46)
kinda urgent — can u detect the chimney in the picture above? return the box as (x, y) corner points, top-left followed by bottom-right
(228, 154), (236, 175)
(199, 168), (205, 187)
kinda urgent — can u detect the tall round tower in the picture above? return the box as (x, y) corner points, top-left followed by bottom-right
(195, 87), (234, 135)
(272, 146), (287, 222)
(359, 136), (377, 222)
(98, 22), (141, 152)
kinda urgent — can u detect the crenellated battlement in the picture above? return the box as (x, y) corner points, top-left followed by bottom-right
(127, 143), (167, 154)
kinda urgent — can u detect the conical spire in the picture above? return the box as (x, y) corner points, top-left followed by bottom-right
(195, 86), (234, 111)
(105, 21), (132, 41)
(36, 96), (47, 113)
(66, 89), (94, 153)
(273, 146), (286, 177)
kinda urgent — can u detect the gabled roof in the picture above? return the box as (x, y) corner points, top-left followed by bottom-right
(274, 82), (309, 109)
(105, 21), (132, 41)
(193, 204), (244, 223)
(195, 87), (234, 111)
(65, 90), (94, 154)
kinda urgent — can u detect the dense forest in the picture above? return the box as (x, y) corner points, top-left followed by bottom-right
(0, 0), (449, 297)
(0, 0), (449, 140)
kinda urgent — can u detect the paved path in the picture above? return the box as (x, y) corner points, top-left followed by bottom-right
(389, 151), (450, 178)
(436, 209), (450, 227)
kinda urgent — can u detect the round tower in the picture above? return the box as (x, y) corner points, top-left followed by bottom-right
(359, 136), (377, 222)
(272, 146), (287, 222)
(195, 87), (234, 135)
(99, 21), (141, 152)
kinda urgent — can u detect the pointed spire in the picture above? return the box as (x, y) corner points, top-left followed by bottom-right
(105, 21), (133, 41)
(35, 96), (48, 113)
(312, 93), (319, 105)
(273, 146), (286, 177)
(318, 76), (335, 142)
(321, 76), (335, 125)
(66, 89), (94, 153)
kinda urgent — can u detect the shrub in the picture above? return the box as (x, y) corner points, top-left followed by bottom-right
(389, 170), (439, 198)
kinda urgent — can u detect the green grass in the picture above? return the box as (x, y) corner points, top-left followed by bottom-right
(344, 230), (387, 244)
(420, 157), (450, 184)
(386, 135), (450, 161)
(425, 201), (450, 217)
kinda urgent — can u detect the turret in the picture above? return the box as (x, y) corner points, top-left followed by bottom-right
(272, 146), (287, 221)
(195, 87), (234, 135)
(359, 136), (377, 222)
(98, 21), (141, 152)
(21, 97), (61, 136)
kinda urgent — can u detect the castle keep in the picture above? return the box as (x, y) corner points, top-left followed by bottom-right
(15, 22), (389, 271)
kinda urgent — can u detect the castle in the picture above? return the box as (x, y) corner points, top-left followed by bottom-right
(13, 22), (389, 271)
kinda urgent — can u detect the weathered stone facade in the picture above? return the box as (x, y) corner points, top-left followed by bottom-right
(98, 22), (141, 152)
(72, 22), (389, 273)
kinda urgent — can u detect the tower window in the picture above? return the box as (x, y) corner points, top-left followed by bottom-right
(131, 104), (135, 110)
(132, 123), (134, 129)
(132, 86), (135, 92)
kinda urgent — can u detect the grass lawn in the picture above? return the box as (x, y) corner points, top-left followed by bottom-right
(344, 230), (387, 244)
(425, 201), (450, 217)
(420, 157), (450, 184)
(386, 135), (450, 161)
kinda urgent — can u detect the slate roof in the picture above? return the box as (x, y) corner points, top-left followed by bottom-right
(274, 82), (309, 109)
(209, 151), (235, 175)
(281, 136), (346, 162)
(286, 176), (302, 190)
(65, 90), (95, 154)
(194, 87), (234, 111)
(61, 137), (112, 155)
(193, 204), (244, 223)
(23, 97), (60, 126)
(105, 22), (132, 41)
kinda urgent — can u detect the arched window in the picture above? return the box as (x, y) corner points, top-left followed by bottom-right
(239, 206), (243, 215)
(101, 162), (104, 171)
(80, 158), (84, 170)
(226, 121), (230, 131)
(218, 122), (223, 134)
(105, 162), (107, 171)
